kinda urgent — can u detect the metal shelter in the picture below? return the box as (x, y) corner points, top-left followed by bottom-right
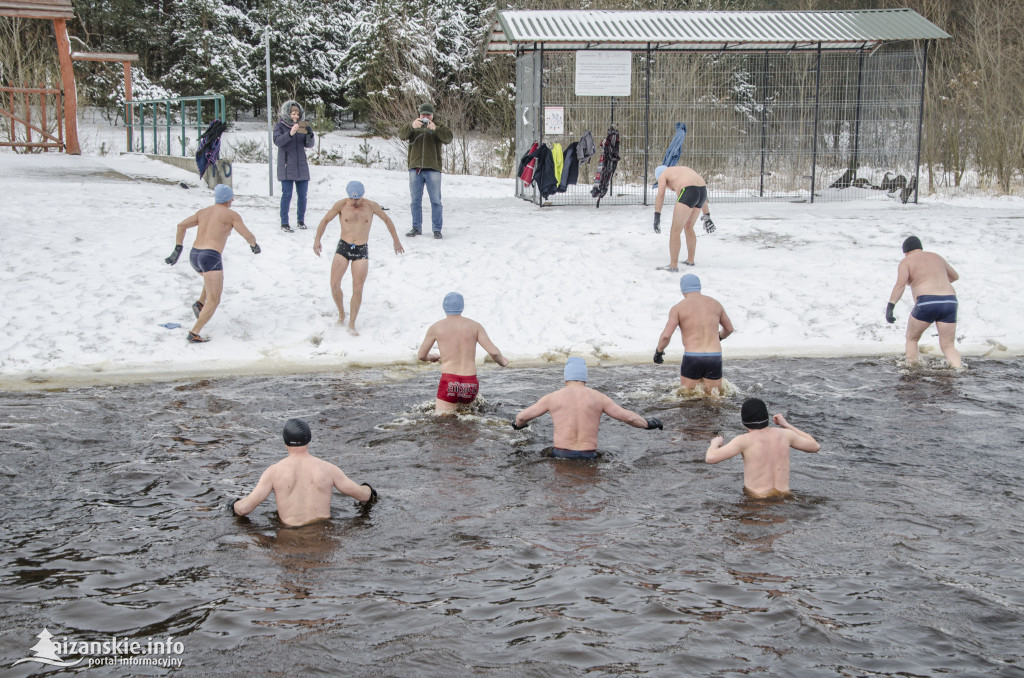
(485, 9), (950, 206)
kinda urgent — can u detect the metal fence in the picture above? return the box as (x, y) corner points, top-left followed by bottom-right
(516, 44), (925, 206)
(125, 94), (226, 156)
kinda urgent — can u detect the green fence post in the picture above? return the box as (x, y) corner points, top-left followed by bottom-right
(180, 100), (186, 155)
(165, 100), (171, 156)
(139, 104), (145, 153)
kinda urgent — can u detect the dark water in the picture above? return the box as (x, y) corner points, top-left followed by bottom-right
(1, 358), (1023, 677)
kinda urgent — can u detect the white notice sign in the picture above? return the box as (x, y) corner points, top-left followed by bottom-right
(575, 51), (632, 97)
(544, 107), (564, 135)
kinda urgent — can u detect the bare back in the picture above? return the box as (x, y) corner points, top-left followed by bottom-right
(733, 428), (795, 497)
(192, 204), (249, 252)
(423, 316), (490, 375)
(263, 453), (362, 526)
(660, 165), (706, 193)
(663, 293), (732, 353)
(903, 251), (958, 298)
(521, 382), (646, 451)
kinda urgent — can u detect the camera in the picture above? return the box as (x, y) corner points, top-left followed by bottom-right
(419, 117), (431, 126)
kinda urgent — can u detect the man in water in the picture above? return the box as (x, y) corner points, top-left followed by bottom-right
(705, 398), (820, 498)
(230, 419), (377, 526)
(164, 184), (261, 343)
(416, 292), (510, 413)
(654, 274), (734, 394)
(885, 235), (962, 368)
(313, 181), (404, 336)
(652, 165), (712, 270)
(512, 357), (663, 459)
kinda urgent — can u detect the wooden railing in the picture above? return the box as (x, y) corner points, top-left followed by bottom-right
(0, 82), (65, 150)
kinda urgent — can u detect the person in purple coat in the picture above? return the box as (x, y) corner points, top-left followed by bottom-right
(273, 99), (315, 232)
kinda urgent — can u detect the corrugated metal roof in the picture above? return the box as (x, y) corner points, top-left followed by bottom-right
(0, 0), (74, 19)
(486, 9), (949, 53)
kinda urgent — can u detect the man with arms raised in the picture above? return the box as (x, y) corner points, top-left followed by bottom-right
(512, 357), (663, 459)
(313, 180), (404, 335)
(164, 184), (261, 343)
(705, 398), (820, 498)
(652, 165), (713, 270)
(885, 235), (962, 368)
(230, 419), (377, 526)
(654, 274), (734, 394)
(417, 292), (510, 413)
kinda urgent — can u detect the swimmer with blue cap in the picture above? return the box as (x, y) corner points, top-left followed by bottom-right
(164, 183), (261, 344)
(513, 357), (663, 459)
(705, 399), (820, 498)
(313, 180), (405, 335)
(651, 165), (716, 270)
(231, 419), (378, 526)
(653, 273), (734, 395)
(418, 292), (509, 413)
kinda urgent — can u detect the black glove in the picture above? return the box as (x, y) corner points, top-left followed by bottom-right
(250, 242), (261, 254)
(511, 418), (529, 430)
(228, 497), (242, 515)
(165, 244), (183, 265)
(645, 417), (663, 430)
(653, 212), (661, 234)
(653, 350), (664, 364)
(361, 482), (378, 502)
(702, 214), (716, 234)
(885, 302), (896, 324)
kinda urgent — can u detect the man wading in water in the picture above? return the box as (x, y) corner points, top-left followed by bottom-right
(416, 292), (509, 413)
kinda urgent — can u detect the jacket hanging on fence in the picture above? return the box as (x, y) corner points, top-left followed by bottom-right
(661, 122), (687, 168)
(195, 119), (227, 179)
(517, 142), (539, 186)
(551, 143), (564, 187)
(590, 127), (620, 207)
(577, 130), (597, 165)
(556, 141), (580, 193)
(518, 142), (558, 199)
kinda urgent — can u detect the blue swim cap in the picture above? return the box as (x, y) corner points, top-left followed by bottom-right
(564, 357), (588, 383)
(680, 274), (701, 294)
(346, 181), (364, 199)
(443, 292), (464, 315)
(654, 165), (667, 182)
(214, 184), (233, 204)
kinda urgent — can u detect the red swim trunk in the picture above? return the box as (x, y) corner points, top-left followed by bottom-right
(436, 373), (479, 404)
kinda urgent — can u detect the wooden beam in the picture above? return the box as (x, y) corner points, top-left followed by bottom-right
(71, 52), (140, 63)
(53, 18), (79, 154)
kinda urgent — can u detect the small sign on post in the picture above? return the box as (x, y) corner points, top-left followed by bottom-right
(575, 51), (632, 97)
(544, 106), (564, 135)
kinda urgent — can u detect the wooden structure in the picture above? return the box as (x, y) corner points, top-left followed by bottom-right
(1, 0), (139, 154)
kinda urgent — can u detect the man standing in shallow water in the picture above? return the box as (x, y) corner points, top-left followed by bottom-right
(886, 235), (962, 368)
(654, 274), (734, 394)
(705, 398), (820, 498)
(313, 181), (404, 336)
(230, 419), (377, 526)
(164, 184), (261, 343)
(417, 292), (509, 413)
(512, 357), (663, 459)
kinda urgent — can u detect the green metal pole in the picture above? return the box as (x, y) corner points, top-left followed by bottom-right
(166, 100), (171, 156)
(180, 100), (186, 155)
(140, 104), (145, 153)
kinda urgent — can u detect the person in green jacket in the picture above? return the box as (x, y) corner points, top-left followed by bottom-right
(399, 102), (453, 239)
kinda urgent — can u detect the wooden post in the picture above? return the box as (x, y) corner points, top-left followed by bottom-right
(123, 60), (132, 150)
(22, 81), (31, 143)
(53, 18), (80, 154)
(39, 82), (48, 151)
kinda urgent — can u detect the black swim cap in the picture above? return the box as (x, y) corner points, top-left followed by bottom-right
(283, 418), (311, 447)
(902, 235), (922, 253)
(741, 398), (770, 429)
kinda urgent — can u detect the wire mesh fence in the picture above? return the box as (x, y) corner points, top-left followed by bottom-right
(516, 44), (925, 206)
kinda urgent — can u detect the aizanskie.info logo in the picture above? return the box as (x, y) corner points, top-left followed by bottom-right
(12, 628), (185, 669)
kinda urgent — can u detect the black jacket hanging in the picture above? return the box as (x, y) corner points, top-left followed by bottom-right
(590, 127), (620, 207)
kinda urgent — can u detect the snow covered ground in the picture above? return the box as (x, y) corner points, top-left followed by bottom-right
(1, 117), (1021, 388)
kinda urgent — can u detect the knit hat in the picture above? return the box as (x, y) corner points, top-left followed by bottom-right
(418, 102), (435, 115)
(680, 274), (701, 294)
(214, 184), (233, 204)
(346, 181), (364, 199)
(564, 357), (588, 383)
(443, 292), (464, 315)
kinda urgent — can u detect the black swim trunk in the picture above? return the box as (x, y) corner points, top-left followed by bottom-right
(189, 248), (223, 273)
(911, 294), (958, 324)
(677, 185), (708, 209)
(680, 352), (723, 381)
(336, 239), (368, 261)
(551, 448), (597, 459)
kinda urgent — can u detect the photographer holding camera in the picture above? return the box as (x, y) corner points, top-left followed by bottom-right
(273, 100), (315, 232)
(399, 102), (452, 239)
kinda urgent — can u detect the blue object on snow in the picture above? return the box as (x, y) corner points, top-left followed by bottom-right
(159, 323), (182, 329)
